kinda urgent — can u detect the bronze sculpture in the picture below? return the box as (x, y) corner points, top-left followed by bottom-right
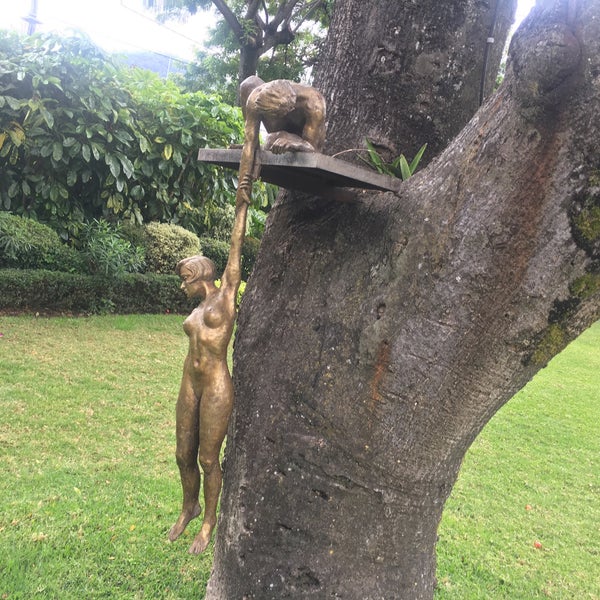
(169, 77), (326, 554)
(239, 75), (326, 156)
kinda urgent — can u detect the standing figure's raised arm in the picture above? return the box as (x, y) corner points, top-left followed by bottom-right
(221, 104), (261, 293)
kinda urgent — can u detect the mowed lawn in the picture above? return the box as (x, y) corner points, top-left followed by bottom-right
(0, 315), (598, 599)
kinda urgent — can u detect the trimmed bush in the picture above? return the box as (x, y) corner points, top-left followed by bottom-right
(205, 204), (235, 242)
(198, 235), (261, 280)
(0, 268), (194, 315)
(199, 236), (229, 277)
(120, 222), (149, 250)
(143, 222), (200, 274)
(0, 212), (84, 272)
(242, 236), (261, 280)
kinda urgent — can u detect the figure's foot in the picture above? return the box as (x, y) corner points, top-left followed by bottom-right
(168, 503), (201, 542)
(188, 520), (215, 555)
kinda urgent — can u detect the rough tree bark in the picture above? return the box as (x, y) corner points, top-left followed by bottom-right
(316, 0), (517, 164)
(206, 0), (600, 598)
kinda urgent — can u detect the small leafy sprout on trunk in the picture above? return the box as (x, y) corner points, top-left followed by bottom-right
(363, 139), (428, 180)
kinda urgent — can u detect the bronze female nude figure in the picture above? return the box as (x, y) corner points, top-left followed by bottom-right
(168, 189), (249, 555)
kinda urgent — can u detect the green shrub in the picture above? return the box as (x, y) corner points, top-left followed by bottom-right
(120, 222), (149, 249)
(197, 235), (260, 280)
(0, 268), (193, 314)
(204, 204), (235, 241)
(242, 236), (261, 280)
(0, 212), (84, 272)
(199, 236), (229, 277)
(0, 32), (243, 239)
(143, 222), (200, 274)
(80, 219), (145, 276)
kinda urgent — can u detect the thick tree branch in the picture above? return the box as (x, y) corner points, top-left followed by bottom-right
(270, 0), (301, 31)
(211, 0), (246, 42)
(292, 0), (326, 35)
(245, 0), (262, 18)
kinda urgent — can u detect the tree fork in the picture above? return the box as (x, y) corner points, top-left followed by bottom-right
(206, 1), (600, 598)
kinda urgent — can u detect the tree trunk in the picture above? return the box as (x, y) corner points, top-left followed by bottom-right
(206, 1), (600, 598)
(238, 42), (261, 84)
(314, 0), (518, 164)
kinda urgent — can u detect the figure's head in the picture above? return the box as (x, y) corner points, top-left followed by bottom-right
(176, 255), (216, 283)
(250, 79), (297, 119)
(176, 255), (216, 299)
(240, 76), (265, 117)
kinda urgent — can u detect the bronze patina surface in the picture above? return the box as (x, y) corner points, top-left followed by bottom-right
(169, 77), (327, 554)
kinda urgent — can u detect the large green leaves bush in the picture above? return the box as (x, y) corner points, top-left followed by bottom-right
(0, 31), (243, 239)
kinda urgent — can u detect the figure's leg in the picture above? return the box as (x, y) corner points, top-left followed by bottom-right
(168, 372), (202, 542)
(188, 376), (233, 554)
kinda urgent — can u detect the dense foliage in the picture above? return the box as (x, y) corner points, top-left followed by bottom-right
(141, 221), (201, 274)
(0, 212), (258, 313)
(0, 31), (243, 240)
(182, 26), (325, 104)
(0, 211), (83, 272)
(150, 0), (331, 103)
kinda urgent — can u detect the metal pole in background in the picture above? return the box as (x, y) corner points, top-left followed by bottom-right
(25, 0), (39, 35)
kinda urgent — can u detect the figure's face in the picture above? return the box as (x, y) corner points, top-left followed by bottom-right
(179, 266), (205, 299)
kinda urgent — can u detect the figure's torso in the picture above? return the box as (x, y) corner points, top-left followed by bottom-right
(183, 295), (234, 386)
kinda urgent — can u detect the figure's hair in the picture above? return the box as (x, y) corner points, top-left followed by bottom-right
(248, 79), (297, 118)
(175, 255), (216, 282)
(240, 75), (265, 115)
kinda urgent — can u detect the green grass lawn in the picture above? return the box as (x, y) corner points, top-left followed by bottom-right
(436, 320), (600, 599)
(0, 315), (598, 599)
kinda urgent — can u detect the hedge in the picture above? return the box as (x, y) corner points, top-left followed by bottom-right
(199, 235), (260, 281)
(0, 269), (195, 315)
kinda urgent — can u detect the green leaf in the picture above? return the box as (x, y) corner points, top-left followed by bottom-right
(4, 96), (22, 110)
(8, 182), (19, 198)
(105, 153), (121, 178)
(91, 143), (101, 161)
(40, 106), (54, 129)
(399, 155), (411, 181)
(162, 144), (173, 160)
(139, 136), (151, 153)
(81, 144), (91, 162)
(116, 152), (135, 179)
(409, 143), (427, 174)
(131, 184), (145, 200)
(52, 142), (63, 162)
(365, 139), (385, 173)
(7, 124), (25, 147)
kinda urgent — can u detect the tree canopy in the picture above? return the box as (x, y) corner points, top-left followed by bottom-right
(148, 0), (331, 102)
